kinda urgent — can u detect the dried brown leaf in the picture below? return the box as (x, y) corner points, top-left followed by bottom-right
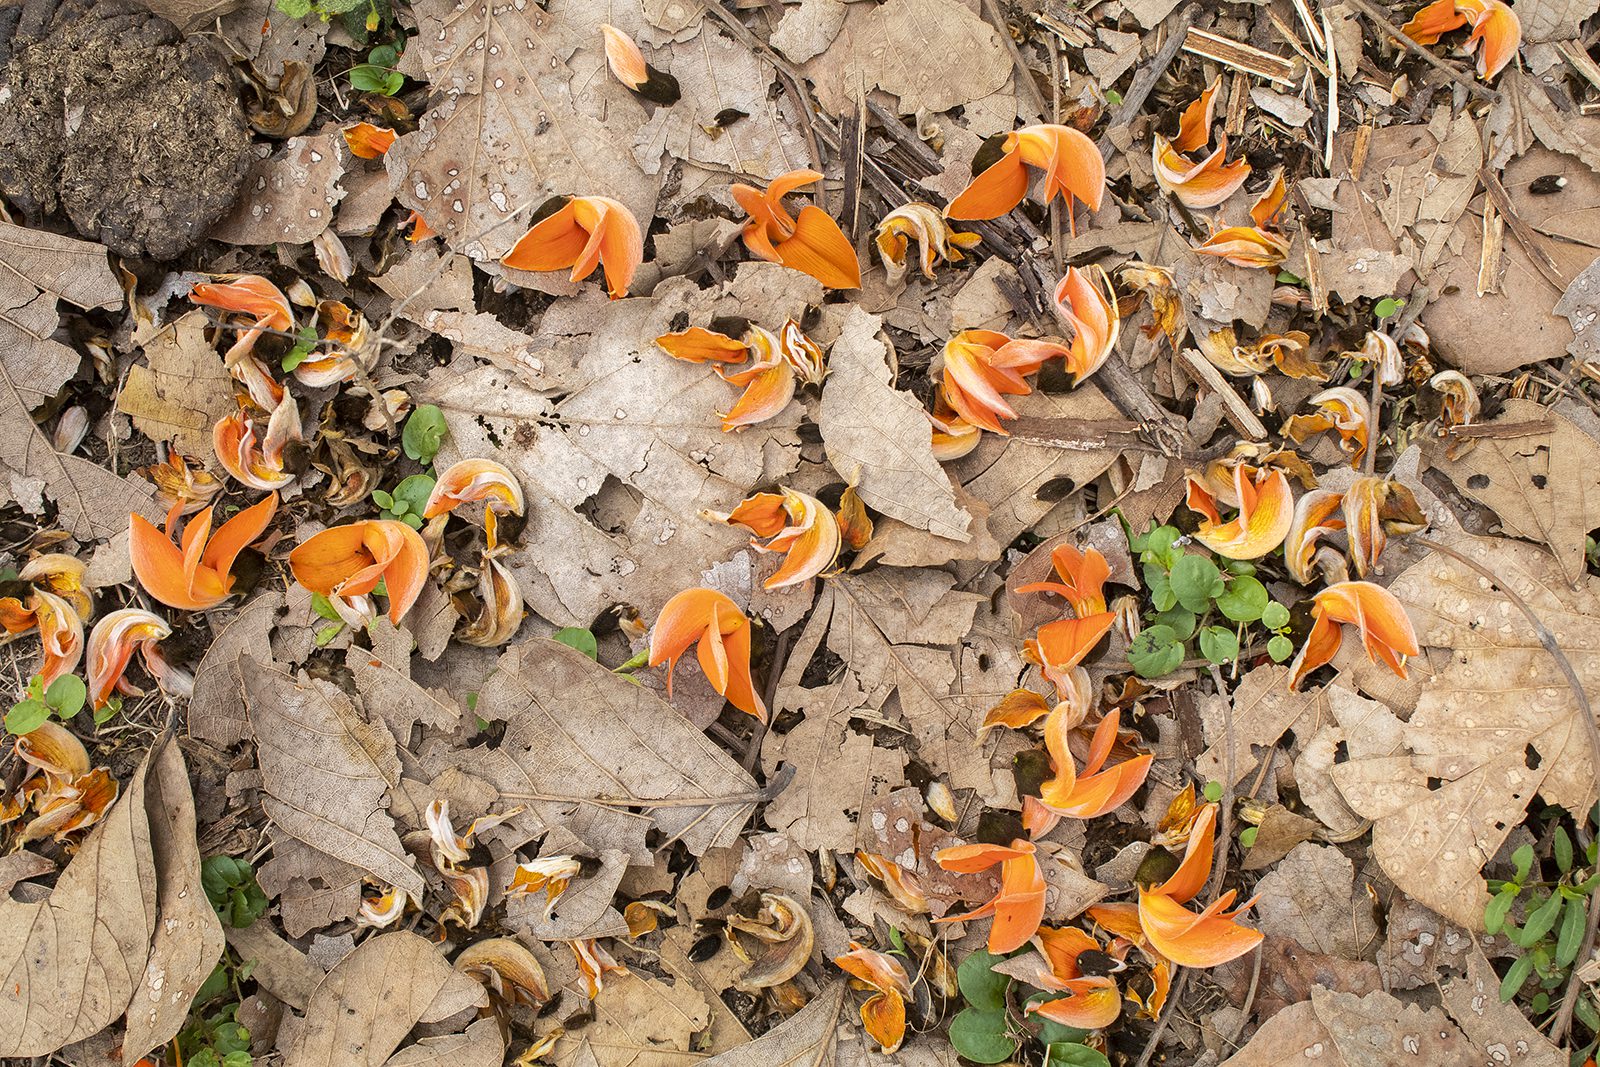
(282, 931), (487, 1067)
(551, 971), (710, 1067)
(117, 310), (235, 460)
(241, 658), (427, 903)
(699, 981), (845, 1067)
(210, 133), (348, 245)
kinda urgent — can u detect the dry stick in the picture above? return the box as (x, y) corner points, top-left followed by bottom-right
(1343, 0), (1500, 102)
(983, 0), (1050, 123)
(1364, 359), (1384, 475)
(1408, 534), (1599, 1045)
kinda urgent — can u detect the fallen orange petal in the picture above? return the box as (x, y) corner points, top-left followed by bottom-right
(1017, 543), (1111, 618)
(1053, 266), (1120, 383)
(775, 205), (861, 290)
(1285, 488), (1346, 586)
(649, 588), (766, 720)
(980, 688), (1053, 732)
(1173, 77), (1222, 154)
(289, 519), (428, 625)
(502, 196), (643, 299)
(1185, 462), (1293, 560)
(1153, 135), (1252, 209)
(1138, 888), (1262, 968)
(1193, 226), (1290, 270)
(934, 839), (1047, 952)
(948, 125), (1105, 223)
(655, 326), (750, 364)
(342, 121), (397, 159)
(190, 274), (293, 332)
(600, 23), (649, 89)
(86, 608), (171, 711)
(425, 458), (526, 519)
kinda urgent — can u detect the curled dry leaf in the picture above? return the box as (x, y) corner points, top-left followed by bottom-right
(726, 892), (815, 991)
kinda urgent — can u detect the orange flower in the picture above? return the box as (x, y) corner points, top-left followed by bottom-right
(1289, 580), (1420, 690)
(1194, 226), (1290, 269)
(1152, 81), (1254, 210)
(289, 519), (429, 625)
(835, 942), (912, 1053)
(707, 488), (841, 589)
(341, 121), (396, 159)
(980, 687), (1053, 732)
(1184, 462), (1293, 560)
(1284, 386), (1371, 467)
(874, 202), (981, 285)
(1039, 706), (1153, 820)
(1285, 488), (1345, 585)
(502, 196), (643, 300)
(86, 608), (172, 711)
(293, 300), (375, 388)
(836, 485), (873, 551)
(1017, 543), (1110, 617)
(1052, 266), (1120, 384)
(1402, 0), (1520, 79)
(657, 320), (824, 432)
(403, 210), (436, 242)
(1025, 926), (1124, 1030)
(214, 399), (301, 492)
(934, 839), (1047, 953)
(424, 459), (525, 519)
(131, 493), (278, 612)
(731, 170), (861, 289)
(947, 124), (1105, 224)
(940, 329), (1071, 435)
(648, 588), (765, 720)
(11, 723), (118, 844)
(1137, 804), (1263, 968)
(1025, 614), (1116, 700)
(18, 554), (90, 619)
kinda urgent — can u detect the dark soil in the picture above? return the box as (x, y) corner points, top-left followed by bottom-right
(0, 0), (250, 259)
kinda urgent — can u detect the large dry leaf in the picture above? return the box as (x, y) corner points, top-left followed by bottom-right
(1517, 0), (1600, 42)
(117, 310), (235, 460)
(1196, 665), (1324, 787)
(1433, 399), (1600, 586)
(389, 0), (659, 258)
(552, 970), (710, 1067)
(1438, 950), (1563, 1066)
(256, 832), (364, 938)
(819, 306), (970, 541)
(818, 0), (1012, 115)
(0, 747), (156, 1056)
(210, 133), (348, 245)
(1332, 536), (1600, 928)
(633, 25), (810, 178)
(1221, 987), (1476, 1066)
(188, 591), (282, 746)
(1250, 843), (1377, 961)
(224, 921), (323, 1012)
(384, 1018), (505, 1067)
(0, 219), (120, 407)
(282, 931), (487, 1067)
(470, 638), (762, 860)
(420, 266), (809, 625)
(241, 658), (427, 903)
(700, 981), (846, 1067)
(123, 742), (226, 1063)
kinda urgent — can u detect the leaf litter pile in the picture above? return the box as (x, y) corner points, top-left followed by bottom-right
(9, 0), (1600, 1063)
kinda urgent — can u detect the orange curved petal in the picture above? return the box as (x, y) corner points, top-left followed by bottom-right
(1013, 125), (1106, 215)
(1467, 1), (1520, 78)
(501, 201), (586, 273)
(1053, 266), (1120, 383)
(87, 608), (170, 710)
(1018, 543), (1110, 617)
(601, 23), (649, 89)
(1312, 580), (1420, 680)
(946, 148), (1030, 221)
(1150, 802), (1216, 904)
(858, 991), (906, 1054)
(342, 122), (397, 159)
(650, 588), (764, 720)
(1153, 137), (1252, 209)
(1194, 226), (1291, 269)
(425, 459), (525, 518)
(656, 327), (749, 364)
(131, 514), (213, 611)
(775, 206), (861, 290)
(1028, 613), (1116, 676)
(571, 196), (644, 299)
(1285, 488), (1346, 585)
(1287, 609), (1343, 691)
(981, 688), (1053, 732)
(190, 275), (293, 331)
(721, 361), (796, 432)
(32, 591), (83, 687)
(1402, 0), (1467, 43)
(1189, 464), (1293, 560)
(288, 523), (371, 597)
(934, 840), (1034, 873)
(1028, 977), (1121, 1030)
(760, 490), (840, 589)
(368, 521), (430, 624)
(710, 492), (789, 538)
(200, 493), (279, 586)
(1174, 77), (1222, 154)
(1138, 889), (1262, 968)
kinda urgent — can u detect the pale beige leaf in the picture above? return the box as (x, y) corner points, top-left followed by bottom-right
(389, 0), (659, 259)
(210, 133), (348, 246)
(1516, 0), (1600, 42)
(700, 981), (845, 1067)
(283, 931), (487, 1067)
(1250, 843), (1378, 961)
(819, 306), (970, 541)
(1438, 950), (1563, 1067)
(1332, 536), (1600, 928)
(188, 591), (283, 746)
(1196, 665), (1325, 787)
(224, 921), (324, 1012)
(0, 219), (119, 408)
(0, 750), (156, 1057)
(1221, 987), (1477, 1066)
(1433, 399), (1600, 586)
(633, 25), (809, 178)
(117, 310), (235, 459)
(834, 0), (1011, 115)
(552, 971), (709, 1067)
(471, 639), (762, 859)
(242, 658), (427, 903)
(123, 743), (226, 1064)
(383, 1018), (505, 1067)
